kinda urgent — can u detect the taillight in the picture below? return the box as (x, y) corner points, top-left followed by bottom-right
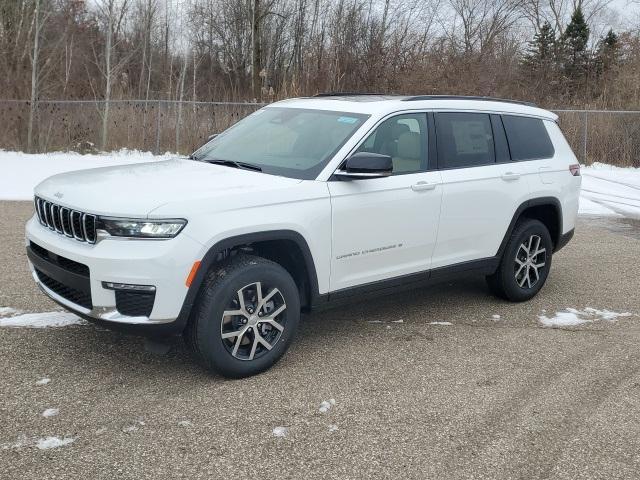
(569, 164), (581, 176)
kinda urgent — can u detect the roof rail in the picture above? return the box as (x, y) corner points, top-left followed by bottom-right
(313, 92), (397, 97)
(403, 95), (536, 107)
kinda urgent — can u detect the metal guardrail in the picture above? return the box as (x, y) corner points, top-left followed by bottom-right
(0, 100), (638, 167)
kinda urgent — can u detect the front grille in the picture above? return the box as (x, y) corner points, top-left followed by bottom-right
(115, 290), (155, 317)
(34, 196), (97, 243)
(35, 268), (93, 309)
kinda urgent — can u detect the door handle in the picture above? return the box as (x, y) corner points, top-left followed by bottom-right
(501, 172), (520, 181)
(411, 181), (437, 192)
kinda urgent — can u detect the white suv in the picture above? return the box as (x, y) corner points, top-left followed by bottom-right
(26, 94), (581, 377)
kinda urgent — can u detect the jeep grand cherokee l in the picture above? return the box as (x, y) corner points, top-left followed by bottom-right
(26, 94), (581, 377)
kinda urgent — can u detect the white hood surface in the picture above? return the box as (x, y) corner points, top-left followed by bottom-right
(34, 158), (303, 217)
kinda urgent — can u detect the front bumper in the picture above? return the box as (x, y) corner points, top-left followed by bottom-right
(25, 215), (203, 335)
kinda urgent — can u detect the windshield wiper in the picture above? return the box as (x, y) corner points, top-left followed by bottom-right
(203, 158), (262, 172)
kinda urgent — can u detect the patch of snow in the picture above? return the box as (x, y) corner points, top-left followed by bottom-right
(0, 149), (177, 200)
(429, 321), (453, 326)
(122, 425), (138, 433)
(36, 436), (74, 450)
(579, 163), (640, 219)
(319, 399), (336, 413)
(539, 307), (632, 327)
(492, 314), (501, 320)
(178, 420), (192, 427)
(367, 320), (383, 323)
(386, 325), (392, 330)
(328, 424), (339, 432)
(391, 319), (404, 323)
(35, 377), (51, 386)
(272, 426), (288, 437)
(42, 408), (59, 418)
(0, 311), (85, 328)
(0, 307), (22, 317)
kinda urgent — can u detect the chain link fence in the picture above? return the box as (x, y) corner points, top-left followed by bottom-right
(554, 110), (640, 167)
(0, 100), (264, 155)
(1, 100), (639, 167)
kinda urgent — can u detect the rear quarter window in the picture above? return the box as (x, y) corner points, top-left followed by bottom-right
(502, 115), (555, 161)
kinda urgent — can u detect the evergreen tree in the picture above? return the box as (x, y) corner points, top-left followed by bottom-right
(523, 21), (557, 74)
(596, 29), (621, 73)
(561, 7), (590, 79)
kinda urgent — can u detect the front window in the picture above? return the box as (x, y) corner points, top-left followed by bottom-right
(192, 107), (369, 180)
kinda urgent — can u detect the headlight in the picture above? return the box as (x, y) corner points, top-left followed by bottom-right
(97, 217), (187, 239)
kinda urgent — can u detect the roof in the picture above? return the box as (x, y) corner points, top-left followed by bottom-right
(270, 94), (557, 121)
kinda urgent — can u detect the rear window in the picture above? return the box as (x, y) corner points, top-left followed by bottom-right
(502, 115), (555, 161)
(435, 112), (495, 169)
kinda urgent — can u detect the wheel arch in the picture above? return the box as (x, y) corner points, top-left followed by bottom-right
(496, 197), (563, 258)
(176, 230), (320, 329)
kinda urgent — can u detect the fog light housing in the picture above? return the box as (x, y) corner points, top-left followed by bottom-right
(102, 282), (156, 292)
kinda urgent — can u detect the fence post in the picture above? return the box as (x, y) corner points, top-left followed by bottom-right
(154, 100), (161, 155)
(582, 111), (588, 164)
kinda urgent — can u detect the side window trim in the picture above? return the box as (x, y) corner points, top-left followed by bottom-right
(337, 111), (431, 176)
(500, 114), (556, 161)
(490, 114), (511, 164)
(434, 111), (497, 171)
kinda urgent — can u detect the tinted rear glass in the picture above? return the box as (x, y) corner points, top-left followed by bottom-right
(435, 112), (495, 169)
(502, 115), (554, 161)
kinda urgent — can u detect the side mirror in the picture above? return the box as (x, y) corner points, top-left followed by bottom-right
(334, 152), (393, 180)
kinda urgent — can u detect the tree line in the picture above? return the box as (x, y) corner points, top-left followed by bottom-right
(1, 0), (639, 150)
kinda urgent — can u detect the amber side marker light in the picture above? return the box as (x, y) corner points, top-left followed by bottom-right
(186, 261), (201, 287)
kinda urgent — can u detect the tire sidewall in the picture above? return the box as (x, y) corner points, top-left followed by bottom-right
(500, 219), (553, 301)
(195, 259), (300, 378)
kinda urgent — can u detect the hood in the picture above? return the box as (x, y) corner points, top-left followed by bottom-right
(34, 158), (302, 217)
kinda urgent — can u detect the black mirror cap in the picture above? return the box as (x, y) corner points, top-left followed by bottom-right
(342, 151), (393, 176)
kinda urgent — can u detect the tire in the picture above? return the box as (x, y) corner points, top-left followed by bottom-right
(486, 218), (553, 302)
(185, 254), (300, 378)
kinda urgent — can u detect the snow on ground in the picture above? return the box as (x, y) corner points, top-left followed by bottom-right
(36, 437), (75, 450)
(580, 163), (640, 218)
(539, 307), (633, 328)
(42, 408), (59, 418)
(429, 321), (453, 326)
(35, 378), (51, 386)
(0, 311), (85, 328)
(319, 399), (336, 413)
(272, 426), (288, 437)
(0, 149), (176, 201)
(0, 307), (22, 317)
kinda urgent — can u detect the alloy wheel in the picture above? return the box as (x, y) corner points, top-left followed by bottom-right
(220, 282), (287, 361)
(514, 234), (546, 289)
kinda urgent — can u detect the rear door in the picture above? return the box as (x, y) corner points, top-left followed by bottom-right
(328, 112), (443, 291)
(431, 112), (531, 269)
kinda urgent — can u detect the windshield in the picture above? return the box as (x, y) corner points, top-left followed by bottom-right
(191, 107), (369, 180)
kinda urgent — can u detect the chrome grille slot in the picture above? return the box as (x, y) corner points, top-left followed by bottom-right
(71, 211), (84, 241)
(51, 205), (62, 232)
(46, 202), (55, 230)
(34, 198), (45, 225)
(60, 207), (73, 237)
(34, 196), (96, 244)
(83, 214), (97, 244)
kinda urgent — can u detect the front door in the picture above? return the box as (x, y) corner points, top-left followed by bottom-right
(328, 112), (443, 292)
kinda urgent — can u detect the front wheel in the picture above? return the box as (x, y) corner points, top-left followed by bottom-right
(186, 254), (300, 378)
(487, 218), (553, 302)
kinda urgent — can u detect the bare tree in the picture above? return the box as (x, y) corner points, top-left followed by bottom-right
(91, 0), (131, 150)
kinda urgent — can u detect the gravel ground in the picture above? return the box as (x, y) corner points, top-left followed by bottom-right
(1, 201), (639, 479)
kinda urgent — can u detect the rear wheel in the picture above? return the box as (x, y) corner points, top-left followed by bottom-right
(487, 218), (553, 302)
(186, 254), (300, 378)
